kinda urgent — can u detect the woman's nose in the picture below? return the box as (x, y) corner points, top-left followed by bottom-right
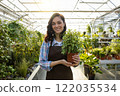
(55, 24), (58, 27)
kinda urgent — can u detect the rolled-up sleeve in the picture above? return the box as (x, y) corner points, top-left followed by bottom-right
(38, 41), (52, 71)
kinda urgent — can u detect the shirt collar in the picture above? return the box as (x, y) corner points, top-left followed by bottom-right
(52, 38), (63, 46)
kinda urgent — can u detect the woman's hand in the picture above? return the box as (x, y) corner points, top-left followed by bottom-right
(72, 54), (80, 67)
(51, 59), (74, 68)
(60, 59), (74, 67)
(51, 57), (80, 68)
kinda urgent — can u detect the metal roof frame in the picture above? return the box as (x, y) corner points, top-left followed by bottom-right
(0, 0), (120, 34)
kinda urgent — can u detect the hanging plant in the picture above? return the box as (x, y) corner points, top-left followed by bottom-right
(86, 24), (91, 34)
(97, 24), (103, 33)
(107, 25), (114, 33)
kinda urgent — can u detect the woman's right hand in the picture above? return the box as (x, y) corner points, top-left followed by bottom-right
(60, 59), (74, 67)
(50, 59), (74, 68)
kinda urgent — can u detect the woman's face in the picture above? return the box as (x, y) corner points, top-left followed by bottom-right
(52, 16), (65, 34)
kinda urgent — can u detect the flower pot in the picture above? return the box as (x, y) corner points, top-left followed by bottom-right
(100, 56), (106, 60)
(84, 64), (90, 77)
(88, 67), (95, 80)
(67, 53), (78, 64)
(116, 55), (120, 60)
(107, 55), (112, 60)
(89, 73), (95, 80)
(96, 55), (100, 59)
(114, 54), (118, 59)
(105, 55), (107, 59)
(84, 65), (95, 80)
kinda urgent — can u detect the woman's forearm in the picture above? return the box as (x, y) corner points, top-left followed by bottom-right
(50, 59), (74, 68)
(50, 60), (61, 68)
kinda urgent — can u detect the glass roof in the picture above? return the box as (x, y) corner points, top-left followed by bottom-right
(0, 0), (120, 34)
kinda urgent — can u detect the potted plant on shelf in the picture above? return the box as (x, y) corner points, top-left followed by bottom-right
(80, 53), (102, 80)
(110, 39), (120, 60)
(62, 29), (83, 64)
(106, 46), (112, 60)
(99, 47), (107, 60)
(114, 40), (120, 60)
(99, 51), (106, 60)
(91, 48), (102, 59)
(110, 49), (118, 59)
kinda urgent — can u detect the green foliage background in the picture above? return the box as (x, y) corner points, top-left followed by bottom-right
(0, 20), (44, 79)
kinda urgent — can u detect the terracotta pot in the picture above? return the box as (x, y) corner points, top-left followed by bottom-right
(100, 55), (107, 60)
(107, 55), (112, 60)
(105, 55), (107, 59)
(116, 55), (120, 60)
(100, 57), (106, 60)
(67, 53), (78, 64)
(96, 55), (100, 59)
(114, 54), (118, 59)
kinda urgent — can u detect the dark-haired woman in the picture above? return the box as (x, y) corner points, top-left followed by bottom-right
(39, 13), (80, 80)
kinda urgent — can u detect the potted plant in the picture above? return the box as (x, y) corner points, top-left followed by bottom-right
(62, 29), (83, 63)
(97, 24), (103, 36)
(99, 47), (107, 60)
(114, 40), (120, 60)
(110, 39), (120, 60)
(91, 37), (99, 48)
(91, 48), (103, 59)
(80, 53), (102, 80)
(99, 51), (106, 60)
(110, 49), (118, 59)
(107, 25), (114, 37)
(17, 58), (29, 78)
(86, 24), (91, 35)
(82, 35), (93, 53)
(107, 25), (114, 33)
(106, 46), (112, 60)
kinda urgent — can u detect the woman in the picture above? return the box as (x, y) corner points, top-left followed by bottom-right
(39, 13), (80, 80)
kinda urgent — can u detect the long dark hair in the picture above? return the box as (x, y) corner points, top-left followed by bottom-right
(45, 13), (66, 43)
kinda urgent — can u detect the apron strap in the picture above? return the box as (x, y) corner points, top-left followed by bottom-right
(50, 40), (53, 47)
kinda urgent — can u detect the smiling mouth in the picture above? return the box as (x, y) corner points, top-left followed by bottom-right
(55, 28), (61, 31)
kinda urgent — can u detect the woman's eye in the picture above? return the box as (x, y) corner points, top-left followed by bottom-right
(52, 21), (62, 25)
(52, 23), (55, 25)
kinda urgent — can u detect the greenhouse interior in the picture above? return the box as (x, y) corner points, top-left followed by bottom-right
(0, 0), (120, 80)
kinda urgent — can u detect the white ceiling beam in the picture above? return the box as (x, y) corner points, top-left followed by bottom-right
(20, 2), (43, 4)
(24, 18), (94, 20)
(79, 2), (107, 4)
(15, 10), (119, 13)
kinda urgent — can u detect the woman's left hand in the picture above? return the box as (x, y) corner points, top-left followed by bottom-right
(72, 54), (80, 67)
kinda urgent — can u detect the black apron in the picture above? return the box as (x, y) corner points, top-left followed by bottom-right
(46, 45), (73, 80)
